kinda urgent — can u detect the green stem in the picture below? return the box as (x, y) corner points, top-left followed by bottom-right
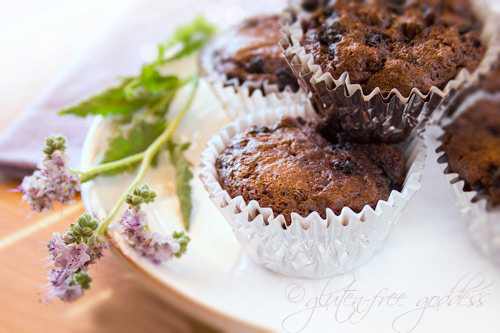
(75, 152), (146, 183)
(97, 74), (199, 235)
(74, 76), (196, 184)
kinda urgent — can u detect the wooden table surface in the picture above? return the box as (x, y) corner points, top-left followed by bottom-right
(0, 181), (217, 333)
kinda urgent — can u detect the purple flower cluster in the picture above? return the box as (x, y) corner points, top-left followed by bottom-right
(43, 214), (105, 302)
(119, 185), (190, 264)
(19, 135), (80, 212)
(121, 209), (181, 264)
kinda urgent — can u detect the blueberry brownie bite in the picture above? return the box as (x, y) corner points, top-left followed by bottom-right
(215, 116), (406, 224)
(300, 0), (486, 97)
(440, 98), (500, 208)
(206, 14), (300, 93)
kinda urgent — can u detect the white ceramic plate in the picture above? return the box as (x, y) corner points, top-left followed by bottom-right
(81, 69), (500, 333)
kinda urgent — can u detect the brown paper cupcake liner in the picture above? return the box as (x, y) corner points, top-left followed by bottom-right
(435, 91), (500, 265)
(279, 0), (500, 143)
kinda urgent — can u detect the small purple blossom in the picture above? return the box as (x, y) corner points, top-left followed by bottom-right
(124, 228), (181, 264)
(48, 269), (69, 288)
(45, 270), (85, 303)
(87, 239), (106, 265)
(150, 233), (181, 260)
(47, 232), (66, 260)
(19, 174), (53, 212)
(120, 209), (147, 230)
(19, 135), (80, 212)
(52, 281), (83, 302)
(53, 243), (91, 271)
(118, 184), (189, 265)
(43, 213), (105, 303)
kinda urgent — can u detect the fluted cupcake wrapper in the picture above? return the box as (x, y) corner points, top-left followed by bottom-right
(199, 103), (426, 278)
(199, 22), (308, 119)
(435, 91), (500, 265)
(279, 0), (500, 143)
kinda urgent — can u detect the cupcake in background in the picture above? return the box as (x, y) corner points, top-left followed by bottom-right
(201, 14), (307, 118)
(281, 0), (499, 143)
(200, 104), (425, 278)
(435, 53), (500, 264)
(439, 55), (500, 120)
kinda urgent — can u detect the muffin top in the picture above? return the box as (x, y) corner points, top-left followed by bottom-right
(301, 0), (485, 97)
(212, 15), (299, 93)
(216, 116), (406, 223)
(441, 98), (500, 208)
(477, 56), (500, 94)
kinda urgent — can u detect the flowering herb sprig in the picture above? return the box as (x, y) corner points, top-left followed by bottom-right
(18, 135), (80, 212)
(43, 213), (105, 302)
(119, 184), (190, 263)
(18, 17), (215, 303)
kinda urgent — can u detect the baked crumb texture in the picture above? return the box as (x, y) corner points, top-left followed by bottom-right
(441, 99), (500, 208)
(216, 116), (406, 223)
(212, 15), (300, 93)
(301, 0), (485, 97)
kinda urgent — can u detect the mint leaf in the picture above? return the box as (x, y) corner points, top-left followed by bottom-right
(61, 76), (182, 118)
(101, 119), (166, 175)
(124, 74), (180, 100)
(167, 141), (193, 230)
(160, 16), (217, 63)
(60, 79), (150, 117)
(60, 17), (215, 119)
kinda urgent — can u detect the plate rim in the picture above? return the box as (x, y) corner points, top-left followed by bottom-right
(80, 117), (271, 332)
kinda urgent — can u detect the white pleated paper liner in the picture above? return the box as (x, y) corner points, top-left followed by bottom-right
(199, 103), (426, 278)
(200, 17), (308, 119)
(435, 91), (500, 265)
(279, 0), (500, 143)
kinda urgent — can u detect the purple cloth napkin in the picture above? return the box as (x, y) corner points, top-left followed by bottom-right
(0, 0), (286, 179)
(0, 1), (193, 178)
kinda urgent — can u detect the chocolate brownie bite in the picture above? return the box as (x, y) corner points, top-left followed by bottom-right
(216, 116), (406, 223)
(301, 0), (486, 97)
(441, 98), (500, 208)
(211, 15), (299, 93)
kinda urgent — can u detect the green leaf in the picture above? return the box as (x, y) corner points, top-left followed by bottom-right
(162, 15), (217, 62)
(124, 73), (180, 99)
(148, 89), (176, 116)
(59, 79), (151, 117)
(59, 17), (215, 119)
(167, 140), (193, 230)
(100, 119), (166, 175)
